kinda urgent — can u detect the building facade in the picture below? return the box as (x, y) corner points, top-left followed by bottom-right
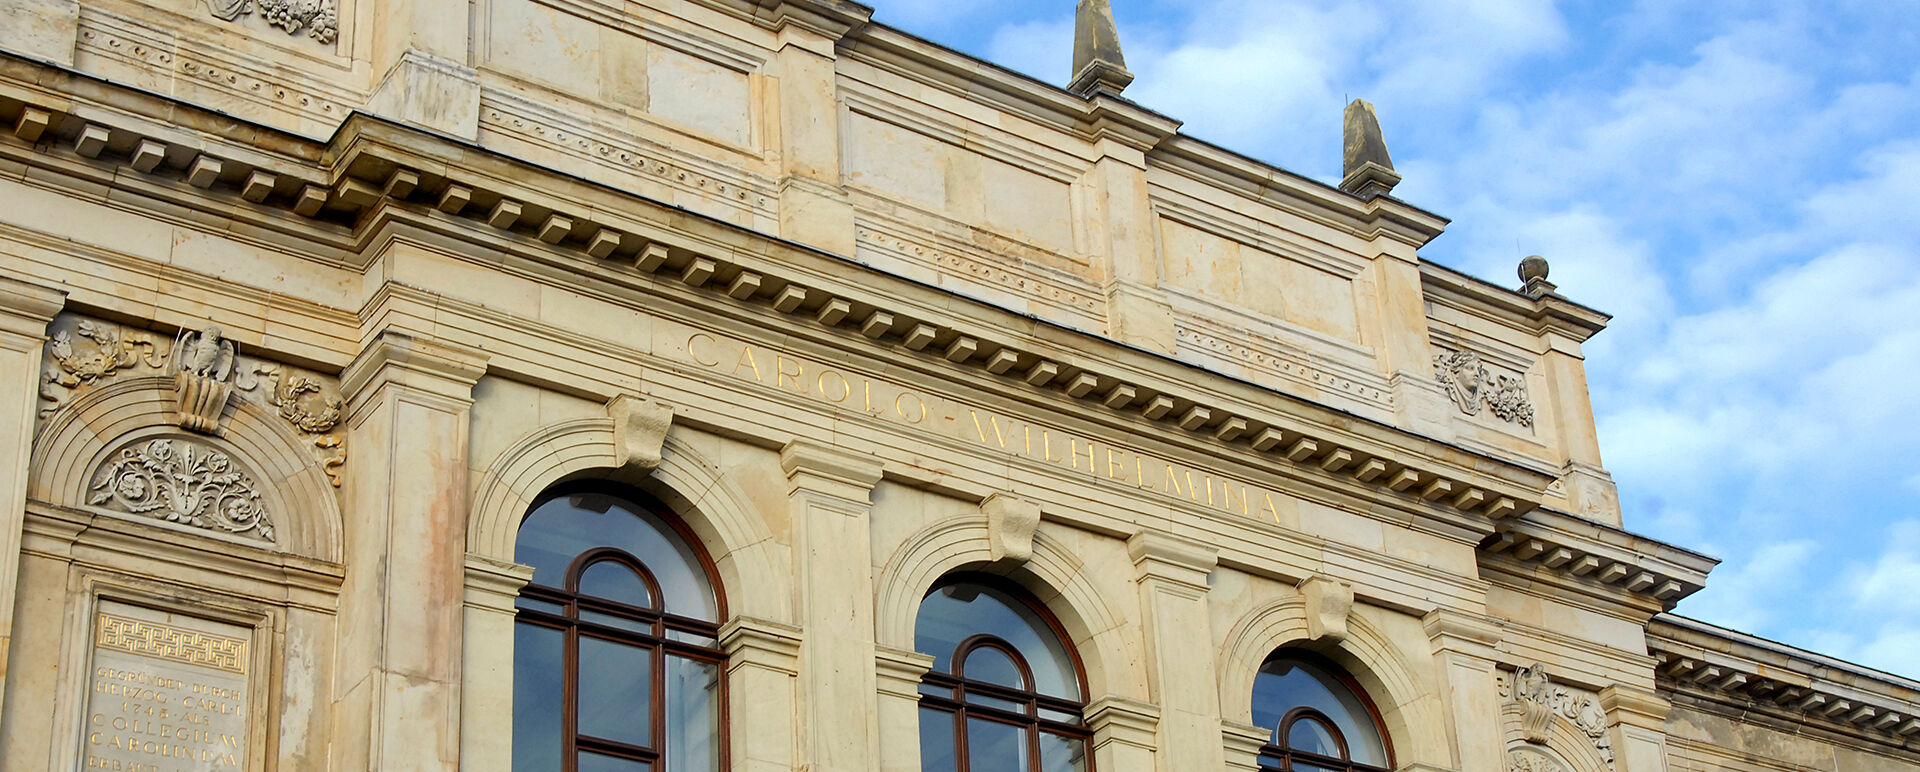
(0, 0), (1914, 770)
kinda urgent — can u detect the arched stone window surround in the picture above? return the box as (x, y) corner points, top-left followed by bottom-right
(1499, 702), (1611, 772)
(874, 513), (1137, 701)
(24, 375), (345, 769)
(468, 419), (782, 619)
(463, 417), (785, 772)
(29, 375), (343, 562)
(1218, 596), (1445, 766)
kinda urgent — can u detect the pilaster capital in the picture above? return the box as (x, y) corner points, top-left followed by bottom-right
(721, 616), (804, 676)
(1221, 720), (1267, 772)
(1422, 608), (1503, 657)
(341, 329), (488, 408)
(1086, 695), (1161, 753)
(1599, 683), (1671, 730)
(779, 439), (882, 503)
(463, 553), (535, 614)
(0, 276), (66, 343)
(875, 645), (936, 699)
(1127, 529), (1216, 594)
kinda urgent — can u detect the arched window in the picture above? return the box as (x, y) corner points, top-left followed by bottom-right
(914, 576), (1092, 772)
(512, 486), (725, 772)
(1251, 652), (1392, 772)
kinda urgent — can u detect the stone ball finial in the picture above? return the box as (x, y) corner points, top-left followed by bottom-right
(1519, 255), (1550, 283)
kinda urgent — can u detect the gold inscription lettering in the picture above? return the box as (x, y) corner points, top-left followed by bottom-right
(687, 333), (720, 367)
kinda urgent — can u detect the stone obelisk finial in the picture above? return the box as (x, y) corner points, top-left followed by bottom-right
(1070, 0), (1133, 96)
(1340, 99), (1401, 199)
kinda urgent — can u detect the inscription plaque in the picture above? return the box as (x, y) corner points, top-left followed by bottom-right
(82, 602), (251, 771)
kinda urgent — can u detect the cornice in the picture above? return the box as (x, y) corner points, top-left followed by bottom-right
(0, 65), (1574, 540)
(1650, 614), (1920, 748)
(1480, 507), (1717, 611)
(1151, 136), (1450, 249)
(1421, 259), (1611, 343)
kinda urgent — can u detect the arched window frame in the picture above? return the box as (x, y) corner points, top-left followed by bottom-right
(1255, 651), (1394, 772)
(916, 573), (1095, 772)
(513, 483), (730, 772)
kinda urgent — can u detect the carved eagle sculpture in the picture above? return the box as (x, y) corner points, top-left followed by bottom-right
(174, 325), (236, 382)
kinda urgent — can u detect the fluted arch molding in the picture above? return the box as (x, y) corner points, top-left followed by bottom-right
(1500, 703), (1612, 772)
(1218, 597), (1445, 763)
(467, 418), (784, 619)
(29, 376), (343, 563)
(874, 513), (1140, 699)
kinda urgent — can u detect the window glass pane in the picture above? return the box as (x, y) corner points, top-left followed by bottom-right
(663, 656), (719, 772)
(515, 596), (565, 615)
(914, 583), (1078, 699)
(966, 717), (1029, 771)
(1286, 717), (1341, 758)
(512, 623), (565, 772)
(1252, 655), (1387, 766)
(918, 706), (959, 772)
(1039, 732), (1086, 772)
(962, 646), (1026, 689)
(578, 752), (652, 772)
(1038, 707), (1081, 726)
(964, 691), (1025, 715)
(580, 610), (654, 637)
(577, 636), (653, 747)
(517, 493), (718, 620)
(580, 560), (654, 607)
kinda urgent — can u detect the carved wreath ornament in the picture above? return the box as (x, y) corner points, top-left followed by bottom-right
(1433, 350), (1535, 427)
(88, 438), (275, 541)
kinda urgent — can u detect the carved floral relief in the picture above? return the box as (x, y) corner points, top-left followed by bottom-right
(207, 0), (339, 44)
(89, 438), (275, 541)
(1434, 349), (1535, 428)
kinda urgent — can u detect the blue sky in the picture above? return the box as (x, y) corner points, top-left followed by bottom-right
(869, 0), (1920, 676)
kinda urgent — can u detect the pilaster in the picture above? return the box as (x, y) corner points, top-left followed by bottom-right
(335, 329), (487, 771)
(1600, 684), (1672, 772)
(780, 439), (883, 772)
(458, 554), (534, 772)
(722, 616), (804, 772)
(1087, 149), (1176, 353)
(1127, 529), (1221, 771)
(0, 0), (77, 66)
(1422, 609), (1506, 772)
(1087, 694), (1160, 772)
(767, 10), (866, 256)
(0, 277), (63, 731)
(364, 0), (480, 138)
(875, 645), (936, 772)
(1221, 720), (1267, 772)
(1373, 249), (1452, 438)
(1540, 323), (1621, 524)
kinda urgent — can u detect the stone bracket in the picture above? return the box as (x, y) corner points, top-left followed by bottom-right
(1299, 575), (1354, 643)
(607, 394), (672, 473)
(982, 493), (1041, 564)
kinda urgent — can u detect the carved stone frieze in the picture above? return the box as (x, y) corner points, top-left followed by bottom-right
(88, 438), (275, 541)
(39, 314), (350, 487)
(1498, 664), (1613, 765)
(1434, 349), (1535, 428)
(207, 0), (339, 44)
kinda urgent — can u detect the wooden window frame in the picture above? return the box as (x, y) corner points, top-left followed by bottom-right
(916, 575), (1095, 772)
(514, 485), (730, 772)
(1255, 652), (1394, 772)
